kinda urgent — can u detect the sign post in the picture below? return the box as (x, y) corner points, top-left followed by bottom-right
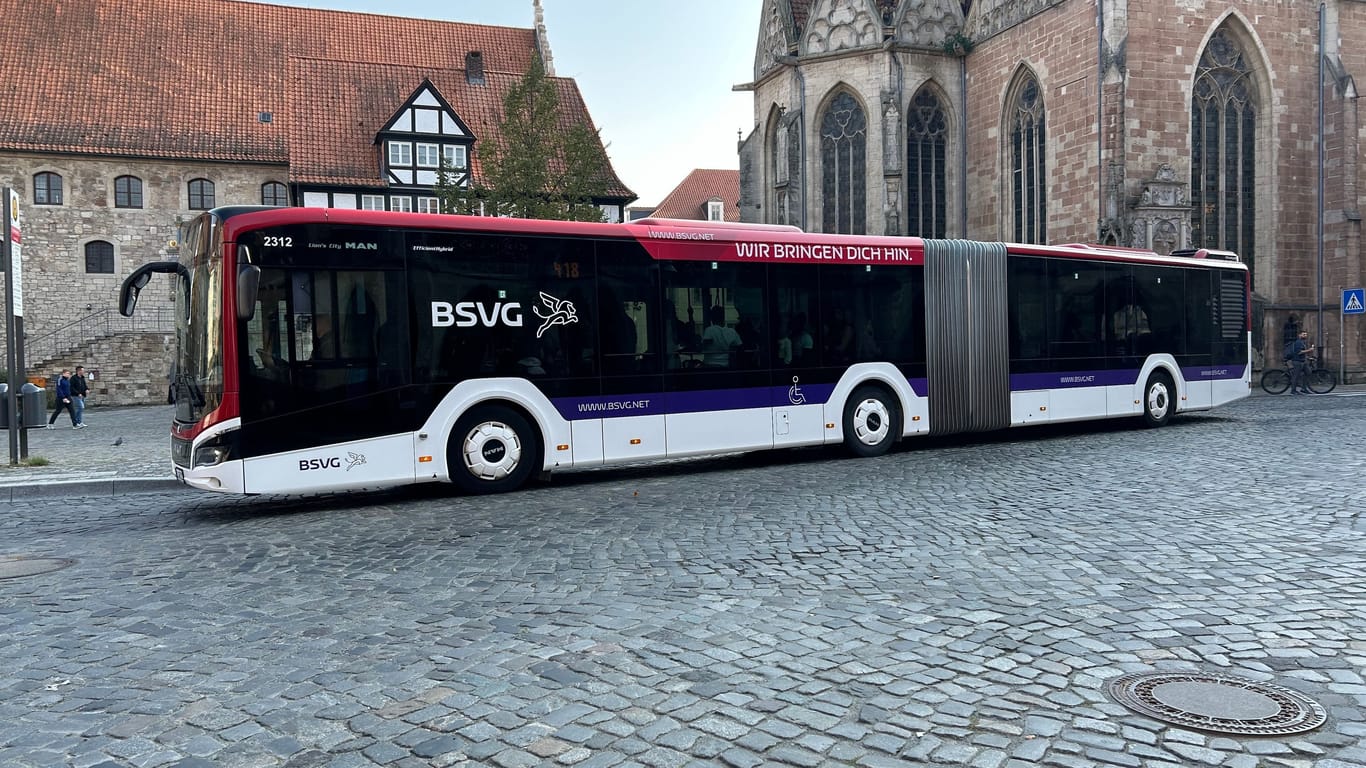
(1343, 288), (1364, 386)
(3, 187), (24, 463)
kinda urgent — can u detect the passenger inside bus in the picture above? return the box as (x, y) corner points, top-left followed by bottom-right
(700, 305), (741, 367)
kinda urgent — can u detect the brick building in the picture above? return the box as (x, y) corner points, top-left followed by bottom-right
(0, 0), (632, 404)
(739, 0), (1364, 374)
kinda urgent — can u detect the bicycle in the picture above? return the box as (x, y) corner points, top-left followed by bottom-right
(1260, 355), (1337, 394)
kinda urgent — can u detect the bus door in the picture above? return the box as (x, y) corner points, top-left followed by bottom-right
(659, 259), (773, 456)
(923, 240), (1010, 434)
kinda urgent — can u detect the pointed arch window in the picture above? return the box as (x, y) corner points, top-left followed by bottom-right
(907, 88), (948, 238)
(1008, 74), (1047, 244)
(1192, 28), (1257, 281)
(820, 92), (866, 234)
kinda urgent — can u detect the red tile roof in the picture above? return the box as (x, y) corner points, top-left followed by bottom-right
(650, 169), (740, 222)
(0, 0), (630, 196)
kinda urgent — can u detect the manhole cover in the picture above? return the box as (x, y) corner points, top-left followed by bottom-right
(1108, 672), (1326, 736)
(0, 556), (75, 580)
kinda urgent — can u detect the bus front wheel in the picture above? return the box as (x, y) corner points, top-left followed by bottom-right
(843, 385), (901, 458)
(448, 405), (540, 494)
(1142, 372), (1175, 428)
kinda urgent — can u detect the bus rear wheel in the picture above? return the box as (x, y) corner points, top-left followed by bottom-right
(448, 405), (539, 494)
(1142, 371), (1175, 428)
(843, 385), (900, 458)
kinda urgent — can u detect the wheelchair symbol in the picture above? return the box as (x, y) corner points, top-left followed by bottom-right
(788, 376), (806, 405)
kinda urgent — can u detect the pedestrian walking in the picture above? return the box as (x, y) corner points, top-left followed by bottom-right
(46, 369), (79, 428)
(70, 365), (89, 427)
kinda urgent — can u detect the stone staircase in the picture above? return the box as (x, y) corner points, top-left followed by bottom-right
(27, 332), (175, 407)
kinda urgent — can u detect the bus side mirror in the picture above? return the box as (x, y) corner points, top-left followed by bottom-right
(120, 272), (150, 317)
(237, 265), (261, 321)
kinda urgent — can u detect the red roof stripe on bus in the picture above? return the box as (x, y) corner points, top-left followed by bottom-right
(216, 208), (1247, 272)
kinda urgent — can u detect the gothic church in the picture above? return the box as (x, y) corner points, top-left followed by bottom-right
(739, 0), (1364, 372)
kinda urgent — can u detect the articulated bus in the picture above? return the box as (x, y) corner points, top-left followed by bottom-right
(120, 207), (1250, 495)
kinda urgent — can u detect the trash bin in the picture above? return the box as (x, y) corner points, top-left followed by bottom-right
(19, 383), (46, 429)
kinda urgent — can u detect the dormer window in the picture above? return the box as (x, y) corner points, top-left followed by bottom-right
(707, 200), (724, 221)
(443, 145), (467, 170)
(387, 142), (412, 166)
(416, 143), (440, 168)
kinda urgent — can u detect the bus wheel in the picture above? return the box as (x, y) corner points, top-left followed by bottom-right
(448, 406), (539, 494)
(1142, 371), (1175, 428)
(843, 385), (900, 458)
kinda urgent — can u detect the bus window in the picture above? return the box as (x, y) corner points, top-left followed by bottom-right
(1050, 261), (1106, 359)
(661, 259), (767, 370)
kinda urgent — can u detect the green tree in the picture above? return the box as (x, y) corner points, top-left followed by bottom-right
(437, 55), (610, 222)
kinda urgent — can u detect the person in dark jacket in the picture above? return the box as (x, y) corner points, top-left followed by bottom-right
(70, 365), (89, 427)
(47, 369), (78, 428)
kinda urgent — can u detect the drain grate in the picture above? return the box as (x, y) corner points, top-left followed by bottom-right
(0, 556), (75, 580)
(1108, 672), (1327, 736)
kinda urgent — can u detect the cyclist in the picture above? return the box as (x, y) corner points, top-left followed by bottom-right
(1285, 330), (1315, 394)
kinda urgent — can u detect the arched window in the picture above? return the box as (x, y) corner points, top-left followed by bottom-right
(261, 181), (288, 207)
(188, 178), (215, 210)
(907, 87), (948, 238)
(820, 92), (866, 234)
(1192, 27), (1257, 281)
(114, 175), (143, 209)
(85, 240), (114, 273)
(1008, 73), (1047, 244)
(34, 172), (63, 205)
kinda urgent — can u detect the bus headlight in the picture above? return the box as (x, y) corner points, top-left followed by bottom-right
(194, 445), (232, 467)
(192, 431), (240, 468)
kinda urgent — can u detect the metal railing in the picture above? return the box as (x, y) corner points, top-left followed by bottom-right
(23, 308), (176, 366)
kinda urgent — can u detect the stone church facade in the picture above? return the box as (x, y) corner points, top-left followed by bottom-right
(0, 0), (630, 405)
(739, 0), (1364, 374)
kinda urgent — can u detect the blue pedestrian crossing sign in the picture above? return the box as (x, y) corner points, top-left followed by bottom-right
(1345, 288), (1366, 315)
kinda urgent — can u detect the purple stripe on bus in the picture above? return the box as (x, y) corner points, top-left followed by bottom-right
(1181, 365), (1247, 381)
(1010, 370), (1138, 390)
(552, 383), (840, 421)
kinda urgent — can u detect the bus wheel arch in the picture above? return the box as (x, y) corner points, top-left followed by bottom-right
(446, 401), (543, 494)
(842, 382), (902, 458)
(1141, 369), (1176, 428)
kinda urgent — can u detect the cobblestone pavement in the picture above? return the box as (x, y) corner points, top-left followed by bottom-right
(1, 392), (1365, 767)
(0, 405), (178, 496)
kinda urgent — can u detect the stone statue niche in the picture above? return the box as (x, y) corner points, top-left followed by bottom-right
(1129, 163), (1191, 255)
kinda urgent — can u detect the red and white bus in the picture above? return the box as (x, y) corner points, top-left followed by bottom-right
(120, 207), (1249, 495)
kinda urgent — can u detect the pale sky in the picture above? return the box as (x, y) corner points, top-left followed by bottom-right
(267, 0), (763, 207)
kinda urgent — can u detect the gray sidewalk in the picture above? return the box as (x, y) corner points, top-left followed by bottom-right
(0, 404), (184, 500)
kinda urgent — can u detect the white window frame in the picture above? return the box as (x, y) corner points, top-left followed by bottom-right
(417, 196), (441, 214)
(442, 144), (468, 170)
(707, 200), (724, 221)
(389, 196), (414, 213)
(360, 194), (385, 211)
(387, 141), (412, 166)
(416, 143), (440, 168)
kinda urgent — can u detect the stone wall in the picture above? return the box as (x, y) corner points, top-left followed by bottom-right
(28, 332), (174, 408)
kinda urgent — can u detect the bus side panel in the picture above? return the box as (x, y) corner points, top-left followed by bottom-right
(603, 414), (667, 462)
(242, 434), (416, 495)
(571, 420), (605, 466)
(666, 408), (772, 457)
(1049, 386), (1107, 422)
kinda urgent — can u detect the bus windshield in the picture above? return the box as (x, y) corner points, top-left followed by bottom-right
(173, 215), (225, 424)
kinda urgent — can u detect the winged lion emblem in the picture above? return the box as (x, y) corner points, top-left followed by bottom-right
(533, 292), (579, 338)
